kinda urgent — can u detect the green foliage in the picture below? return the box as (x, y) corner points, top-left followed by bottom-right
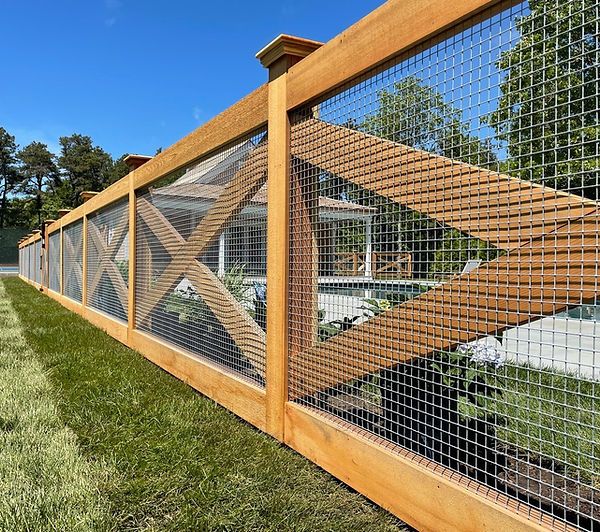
(115, 259), (128, 282)
(430, 350), (501, 401)
(0, 226), (29, 264)
(362, 76), (497, 167)
(57, 134), (114, 207)
(165, 264), (251, 326)
(463, 363), (600, 485)
(355, 77), (499, 279)
(318, 309), (361, 341)
(486, 0), (600, 199)
(0, 127), (20, 229)
(17, 141), (58, 225)
(165, 287), (212, 326)
(221, 262), (251, 307)
(430, 229), (501, 277)
(105, 154), (131, 185)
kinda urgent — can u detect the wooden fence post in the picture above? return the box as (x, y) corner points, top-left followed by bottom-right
(258, 34), (322, 440)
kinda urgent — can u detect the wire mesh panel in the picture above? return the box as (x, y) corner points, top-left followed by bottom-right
(48, 231), (60, 293)
(63, 220), (83, 303)
(34, 240), (41, 285)
(26, 244), (31, 280)
(288, 1), (599, 529)
(135, 128), (268, 385)
(86, 200), (129, 321)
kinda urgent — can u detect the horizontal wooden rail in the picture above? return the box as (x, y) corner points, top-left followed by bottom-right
(286, 0), (513, 110)
(285, 404), (569, 532)
(44, 84), (268, 237)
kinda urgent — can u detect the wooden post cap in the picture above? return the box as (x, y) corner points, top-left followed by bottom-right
(256, 34), (323, 80)
(57, 209), (71, 218)
(124, 154), (153, 171)
(44, 219), (56, 226)
(80, 191), (98, 202)
(32, 229), (41, 234)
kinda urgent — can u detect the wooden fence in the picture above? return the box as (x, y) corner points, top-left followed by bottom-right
(18, 1), (599, 530)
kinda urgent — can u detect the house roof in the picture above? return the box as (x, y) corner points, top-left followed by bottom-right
(152, 182), (375, 217)
(151, 136), (375, 218)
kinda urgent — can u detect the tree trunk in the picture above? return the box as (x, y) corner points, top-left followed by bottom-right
(0, 187), (6, 229)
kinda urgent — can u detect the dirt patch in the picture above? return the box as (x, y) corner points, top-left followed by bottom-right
(498, 448), (600, 530)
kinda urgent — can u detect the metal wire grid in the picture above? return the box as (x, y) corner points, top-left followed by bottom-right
(135, 129), (268, 385)
(63, 221), (84, 303)
(34, 240), (41, 285)
(48, 231), (60, 293)
(86, 200), (129, 321)
(288, 0), (599, 528)
(26, 244), (32, 281)
(20, 246), (25, 278)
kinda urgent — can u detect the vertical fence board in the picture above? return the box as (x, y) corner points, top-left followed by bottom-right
(265, 73), (290, 439)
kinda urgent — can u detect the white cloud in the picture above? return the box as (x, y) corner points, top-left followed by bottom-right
(104, 0), (121, 27)
(192, 107), (203, 122)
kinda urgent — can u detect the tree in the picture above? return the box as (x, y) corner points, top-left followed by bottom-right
(487, 0), (600, 200)
(57, 134), (113, 206)
(355, 76), (497, 278)
(0, 127), (20, 229)
(362, 76), (496, 167)
(105, 154), (131, 185)
(18, 141), (58, 226)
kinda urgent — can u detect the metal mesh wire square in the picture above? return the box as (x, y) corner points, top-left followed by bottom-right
(63, 221), (83, 303)
(288, 1), (599, 528)
(34, 240), (41, 285)
(135, 128), (268, 385)
(86, 200), (129, 321)
(26, 244), (31, 280)
(48, 231), (60, 293)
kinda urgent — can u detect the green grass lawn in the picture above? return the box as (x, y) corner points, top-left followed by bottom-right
(2, 278), (406, 532)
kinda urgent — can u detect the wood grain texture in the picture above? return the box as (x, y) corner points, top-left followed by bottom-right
(265, 73), (290, 439)
(127, 176), (136, 335)
(87, 209), (129, 306)
(288, 118), (599, 398)
(285, 403), (565, 532)
(82, 217), (88, 306)
(129, 330), (266, 431)
(132, 85), (268, 191)
(286, 0), (509, 110)
(86, 219), (129, 312)
(291, 119), (597, 250)
(62, 226), (83, 298)
(135, 142), (268, 325)
(136, 197), (266, 377)
(44, 286), (266, 431)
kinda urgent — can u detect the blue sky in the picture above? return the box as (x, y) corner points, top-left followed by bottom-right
(0, 0), (384, 158)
